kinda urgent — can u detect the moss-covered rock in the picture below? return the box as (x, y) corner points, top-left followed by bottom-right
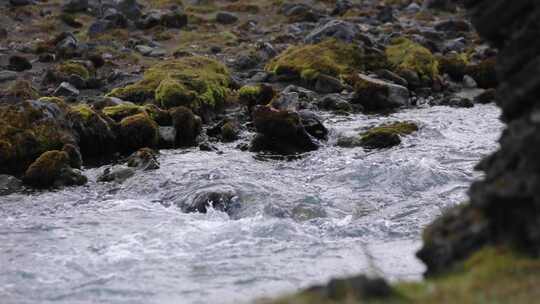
(385, 38), (439, 84)
(170, 106), (202, 147)
(346, 73), (410, 112)
(102, 102), (146, 122)
(266, 39), (384, 82)
(250, 105), (318, 155)
(438, 52), (469, 81)
(359, 121), (418, 149)
(55, 61), (90, 80)
(118, 113), (159, 151)
(0, 100), (75, 175)
(221, 121), (239, 142)
(238, 84), (275, 112)
(23, 150), (87, 188)
(108, 56), (231, 117)
(68, 104), (117, 157)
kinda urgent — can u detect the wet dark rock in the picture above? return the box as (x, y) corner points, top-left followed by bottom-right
(9, 0), (34, 6)
(419, 0), (540, 276)
(23, 150), (87, 188)
(137, 9), (187, 29)
(221, 121), (240, 142)
(181, 186), (240, 215)
(305, 275), (393, 301)
(98, 165), (135, 183)
(68, 105), (117, 158)
(422, 0), (458, 12)
(7, 55), (32, 72)
(62, 0), (88, 13)
(104, 0), (142, 21)
(304, 20), (358, 44)
(374, 69), (408, 87)
(0, 175), (23, 196)
(170, 106), (202, 147)
(348, 73), (409, 112)
(317, 94), (353, 113)
(474, 88), (496, 104)
(434, 20), (471, 32)
(62, 143), (82, 169)
(251, 106), (319, 155)
(463, 75), (477, 89)
(314, 74), (345, 94)
(377, 6), (396, 23)
(332, 0), (352, 16)
(126, 148), (159, 171)
(282, 3), (324, 23)
(215, 12), (238, 25)
(54, 32), (78, 57)
(298, 110), (328, 140)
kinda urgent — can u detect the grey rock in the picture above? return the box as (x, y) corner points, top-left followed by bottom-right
(351, 74), (410, 112)
(314, 74), (344, 94)
(304, 19), (358, 44)
(0, 175), (23, 196)
(54, 82), (79, 98)
(98, 165), (135, 183)
(0, 71), (18, 83)
(215, 12), (238, 24)
(463, 75), (478, 89)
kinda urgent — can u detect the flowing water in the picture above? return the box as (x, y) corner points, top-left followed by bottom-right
(0, 104), (502, 304)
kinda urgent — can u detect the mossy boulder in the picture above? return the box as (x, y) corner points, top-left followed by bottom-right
(359, 121), (418, 149)
(108, 56), (231, 117)
(118, 113), (159, 151)
(55, 61), (90, 80)
(266, 39), (385, 82)
(68, 104), (117, 157)
(0, 100), (75, 175)
(23, 150), (87, 188)
(385, 38), (439, 85)
(250, 105), (318, 155)
(170, 106), (202, 147)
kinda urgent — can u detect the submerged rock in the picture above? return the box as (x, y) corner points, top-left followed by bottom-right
(126, 148), (159, 171)
(182, 186), (240, 215)
(97, 165), (135, 183)
(0, 175), (23, 196)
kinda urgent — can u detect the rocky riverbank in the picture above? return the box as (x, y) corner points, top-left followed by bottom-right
(1, 0), (526, 303)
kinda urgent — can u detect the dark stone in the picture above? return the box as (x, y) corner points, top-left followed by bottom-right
(182, 186), (240, 215)
(7, 55), (32, 72)
(170, 106), (202, 147)
(215, 12), (238, 25)
(62, 0), (88, 13)
(126, 148), (159, 171)
(306, 275), (393, 301)
(0, 175), (23, 196)
(474, 88), (496, 104)
(304, 20), (358, 44)
(314, 74), (345, 94)
(53, 82), (80, 98)
(348, 73), (410, 112)
(298, 110), (328, 140)
(97, 165), (135, 183)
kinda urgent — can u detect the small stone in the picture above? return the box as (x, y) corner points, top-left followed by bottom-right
(54, 82), (80, 98)
(8, 55), (32, 72)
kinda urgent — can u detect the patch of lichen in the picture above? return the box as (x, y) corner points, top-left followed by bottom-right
(108, 56), (231, 113)
(266, 39), (370, 81)
(56, 61), (90, 80)
(360, 121), (419, 140)
(238, 85), (262, 102)
(69, 104), (95, 122)
(385, 37), (439, 82)
(264, 247), (540, 304)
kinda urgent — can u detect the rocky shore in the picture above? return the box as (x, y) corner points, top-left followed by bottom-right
(2, 0), (532, 303)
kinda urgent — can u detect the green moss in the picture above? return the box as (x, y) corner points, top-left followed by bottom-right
(56, 61), (90, 80)
(239, 85), (261, 101)
(119, 113), (159, 151)
(102, 103), (145, 122)
(266, 39), (375, 81)
(360, 121), (419, 140)
(266, 247), (540, 304)
(108, 56), (231, 113)
(386, 38), (439, 81)
(70, 104), (95, 121)
(23, 150), (70, 187)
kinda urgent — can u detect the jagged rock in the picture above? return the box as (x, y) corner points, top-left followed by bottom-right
(181, 186), (240, 215)
(347, 73), (410, 112)
(304, 20), (358, 44)
(53, 82), (80, 98)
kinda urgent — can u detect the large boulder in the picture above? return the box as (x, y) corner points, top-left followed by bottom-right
(68, 104), (117, 158)
(0, 100), (75, 175)
(23, 150), (87, 188)
(346, 74), (410, 112)
(250, 106), (319, 155)
(118, 113), (159, 152)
